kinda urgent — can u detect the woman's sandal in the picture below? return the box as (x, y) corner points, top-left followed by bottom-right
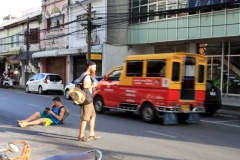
(89, 135), (101, 140)
(78, 136), (91, 142)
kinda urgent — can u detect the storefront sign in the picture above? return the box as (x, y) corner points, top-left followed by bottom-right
(86, 54), (102, 60)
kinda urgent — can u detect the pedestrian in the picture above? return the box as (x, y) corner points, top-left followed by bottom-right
(17, 97), (66, 127)
(78, 61), (100, 142)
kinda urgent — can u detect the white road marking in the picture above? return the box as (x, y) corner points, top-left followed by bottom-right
(212, 120), (240, 123)
(147, 131), (176, 138)
(16, 91), (24, 94)
(28, 104), (38, 107)
(1, 97), (7, 99)
(39, 95), (54, 98)
(72, 114), (80, 117)
(201, 120), (240, 128)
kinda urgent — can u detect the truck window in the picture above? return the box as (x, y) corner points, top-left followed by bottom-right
(198, 65), (204, 83)
(108, 70), (122, 81)
(126, 60), (143, 77)
(146, 60), (166, 77)
(172, 62), (180, 81)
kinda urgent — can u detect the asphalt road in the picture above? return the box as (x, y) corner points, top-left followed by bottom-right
(0, 88), (240, 160)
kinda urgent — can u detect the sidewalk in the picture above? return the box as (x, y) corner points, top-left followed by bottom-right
(13, 85), (240, 119)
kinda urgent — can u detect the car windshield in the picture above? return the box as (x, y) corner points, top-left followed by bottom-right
(72, 77), (99, 84)
(206, 81), (214, 90)
(73, 77), (81, 84)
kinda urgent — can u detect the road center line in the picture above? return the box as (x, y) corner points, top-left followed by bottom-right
(201, 120), (240, 128)
(28, 104), (38, 107)
(147, 131), (176, 138)
(72, 114), (80, 117)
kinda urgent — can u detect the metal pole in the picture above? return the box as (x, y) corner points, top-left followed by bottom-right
(87, 3), (91, 63)
(26, 17), (29, 66)
(25, 17), (30, 82)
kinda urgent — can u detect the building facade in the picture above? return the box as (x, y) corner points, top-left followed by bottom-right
(0, 11), (41, 85)
(126, 1), (240, 96)
(32, 0), (70, 86)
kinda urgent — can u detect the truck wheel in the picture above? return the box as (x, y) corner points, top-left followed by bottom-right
(205, 110), (215, 116)
(141, 103), (156, 123)
(94, 96), (105, 114)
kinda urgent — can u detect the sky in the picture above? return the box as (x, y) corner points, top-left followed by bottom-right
(0, 0), (42, 22)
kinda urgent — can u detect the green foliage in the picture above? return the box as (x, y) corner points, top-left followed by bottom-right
(37, 14), (42, 24)
(213, 78), (240, 94)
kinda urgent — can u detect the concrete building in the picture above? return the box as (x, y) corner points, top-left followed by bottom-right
(0, 10), (41, 85)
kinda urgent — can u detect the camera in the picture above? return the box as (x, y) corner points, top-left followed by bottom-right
(43, 107), (50, 114)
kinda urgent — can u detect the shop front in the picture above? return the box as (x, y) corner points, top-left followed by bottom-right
(73, 54), (102, 79)
(199, 42), (240, 96)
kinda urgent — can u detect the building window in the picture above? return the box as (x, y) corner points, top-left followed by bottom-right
(129, 0), (187, 24)
(126, 60), (143, 77)
(0, 39), (5, 52)
(30, 28), (40, 44)
(11, 36), (14, 48)
(16, 34), (19, 47)
(47, 15), (64, 28)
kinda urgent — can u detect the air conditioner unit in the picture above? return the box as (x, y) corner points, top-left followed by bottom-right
(20, 46), (26, 52)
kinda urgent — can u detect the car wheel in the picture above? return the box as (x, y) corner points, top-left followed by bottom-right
(141, 103), (156, 123)
(205, 110), (215, 116)
(94, 96), (105, 114)
(25, 85), (30, 93)
(38, 86), (44, 95)
(65, 89), (71, 100)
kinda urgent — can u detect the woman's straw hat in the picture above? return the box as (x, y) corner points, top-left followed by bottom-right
(68, 87), (86, 104)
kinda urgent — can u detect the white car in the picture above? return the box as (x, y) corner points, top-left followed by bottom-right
(26, 73), (64, 95)
(64, 76), (102, 100)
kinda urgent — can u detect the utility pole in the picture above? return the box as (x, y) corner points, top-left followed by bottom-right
(87, 3), (91, 63)
(25, 17), (30, 82)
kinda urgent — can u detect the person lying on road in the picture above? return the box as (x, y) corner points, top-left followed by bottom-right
(17, 97), (65, 127)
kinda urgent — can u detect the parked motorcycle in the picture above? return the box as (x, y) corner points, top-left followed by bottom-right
(44, 149), (102, 160)
(1, 75), (13, 89)
(1, 141), (102, 160)
(0, 141), (30, 160)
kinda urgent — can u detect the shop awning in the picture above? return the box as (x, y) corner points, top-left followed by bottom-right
(32, 45), (102, 58)
(32, 50), (58, 58)
(13, 51), (35, 60)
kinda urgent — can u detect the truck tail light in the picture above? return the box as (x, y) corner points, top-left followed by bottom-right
(170, 102), (179, 107)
